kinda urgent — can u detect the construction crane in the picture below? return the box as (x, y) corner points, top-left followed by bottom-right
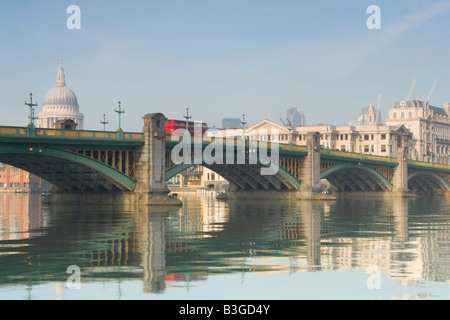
(407, 79), (416, 100)
(426, 78), (439, 102)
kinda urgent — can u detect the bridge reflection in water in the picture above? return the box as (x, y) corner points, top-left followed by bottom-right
(0, 193), (449, 298)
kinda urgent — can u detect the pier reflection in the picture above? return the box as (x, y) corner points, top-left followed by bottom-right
(0, 193), (450, 297)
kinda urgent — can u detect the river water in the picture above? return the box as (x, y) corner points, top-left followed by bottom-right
(0, 192), (449, 300)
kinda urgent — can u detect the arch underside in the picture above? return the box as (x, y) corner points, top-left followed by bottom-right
(322, 165), (392, 192)
(167, 163), (301, 191)
(0, 150), (135, 192)
(408, 172), (450, 192)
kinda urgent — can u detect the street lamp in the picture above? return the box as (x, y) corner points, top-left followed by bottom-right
(115, 101), (125, 131)
(24, 92), (38, 127)
(326, 129), (330, 151)
(100, 114), (109, 131)
(241, 114), (247, 140)
(359, 135), (363, 159)
(409, 140), (413, 163)
(183, 108), (192, 132)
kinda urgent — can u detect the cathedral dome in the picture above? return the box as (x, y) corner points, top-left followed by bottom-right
(43, 86), (79, 108)
(37, 60), (84, 129)
(42, 87), (78, 111)
(42, 60), (79, 112)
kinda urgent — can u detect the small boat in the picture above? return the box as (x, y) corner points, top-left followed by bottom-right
(216, 191), (228, 200)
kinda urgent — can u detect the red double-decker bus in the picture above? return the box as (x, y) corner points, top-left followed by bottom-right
(165, 119), (208, 135)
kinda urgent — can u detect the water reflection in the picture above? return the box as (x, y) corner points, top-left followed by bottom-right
(0, 193), (449, 298)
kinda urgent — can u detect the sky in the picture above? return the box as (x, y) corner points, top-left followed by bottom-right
(1, 0), (450, 132)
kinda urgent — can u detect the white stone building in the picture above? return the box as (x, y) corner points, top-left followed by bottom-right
(385, 100), (450, 164)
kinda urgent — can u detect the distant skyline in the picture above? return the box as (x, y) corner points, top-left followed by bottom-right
(1, 1), (450, 131)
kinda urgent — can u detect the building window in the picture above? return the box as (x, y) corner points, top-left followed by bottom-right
(364, 134), (369, 140)
(381, 134), (386, 140)
(393, 112), (397, 119)
(341, 146), (346, 151)
(12, 175), (19, 179)
(364, 145), (369, 152)
(12, 168), (19, 172)
(10, 183), (20, 188)
(381, 145), (387, 152)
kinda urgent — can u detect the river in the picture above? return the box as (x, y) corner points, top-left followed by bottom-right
(0, 192), (449, 300)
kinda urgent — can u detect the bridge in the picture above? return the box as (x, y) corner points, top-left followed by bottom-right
(1, 113), (449, 204)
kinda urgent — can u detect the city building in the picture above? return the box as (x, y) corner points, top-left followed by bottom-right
(222, 118), (241, 129)
(167, 165), (227, 190)
(348, 102), (382, 126)
(0, 162), (49, 192)
(214, 118), (411, 158)
(385, 100), (450, 164)
(286, 108), (305, 127)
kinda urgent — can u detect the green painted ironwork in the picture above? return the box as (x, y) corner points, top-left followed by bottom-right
(24, 93), (38, 128)
(408, 170), (450, 191)
(115, 101), (125, 132)
(0, 145), (136, 190)
(320, 162), (393, 191)
(100, 114), (109, 131)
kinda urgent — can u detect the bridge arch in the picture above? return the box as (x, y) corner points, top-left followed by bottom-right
(408, 171), (450, 192)
(321, 163), (393, 192)
(0, 146), (136, 192)
(166, 162), (301, 191)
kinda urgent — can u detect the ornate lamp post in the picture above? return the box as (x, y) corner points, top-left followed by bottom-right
(183, 108), (192, 132)
(241, 114), (247, 139)
(24, 92), (38, 127)
(359, 135), (363, 159)
(326, 129), (330, 151)
(100, 114), (109, 131)
(115, 101), (125, 131)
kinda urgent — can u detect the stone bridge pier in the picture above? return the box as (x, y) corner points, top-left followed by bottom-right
(392, 132), (410, 196)
(297, 132), (322, 199)
(134, 113), (181, 206)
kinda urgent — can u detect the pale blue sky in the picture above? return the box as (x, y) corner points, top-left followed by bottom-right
(1, 0), (450, 131)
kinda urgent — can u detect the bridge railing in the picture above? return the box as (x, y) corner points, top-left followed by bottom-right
(320, 148), (398, 163)
(0, 126), (144, 141)
(165, 134), (308, 153)
(410, 160), (450, 170)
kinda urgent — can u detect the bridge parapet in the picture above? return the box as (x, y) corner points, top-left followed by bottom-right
(0, 125), (144, 142)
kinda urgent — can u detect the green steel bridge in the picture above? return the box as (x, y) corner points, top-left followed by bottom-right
(0, 117), (449, 198)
